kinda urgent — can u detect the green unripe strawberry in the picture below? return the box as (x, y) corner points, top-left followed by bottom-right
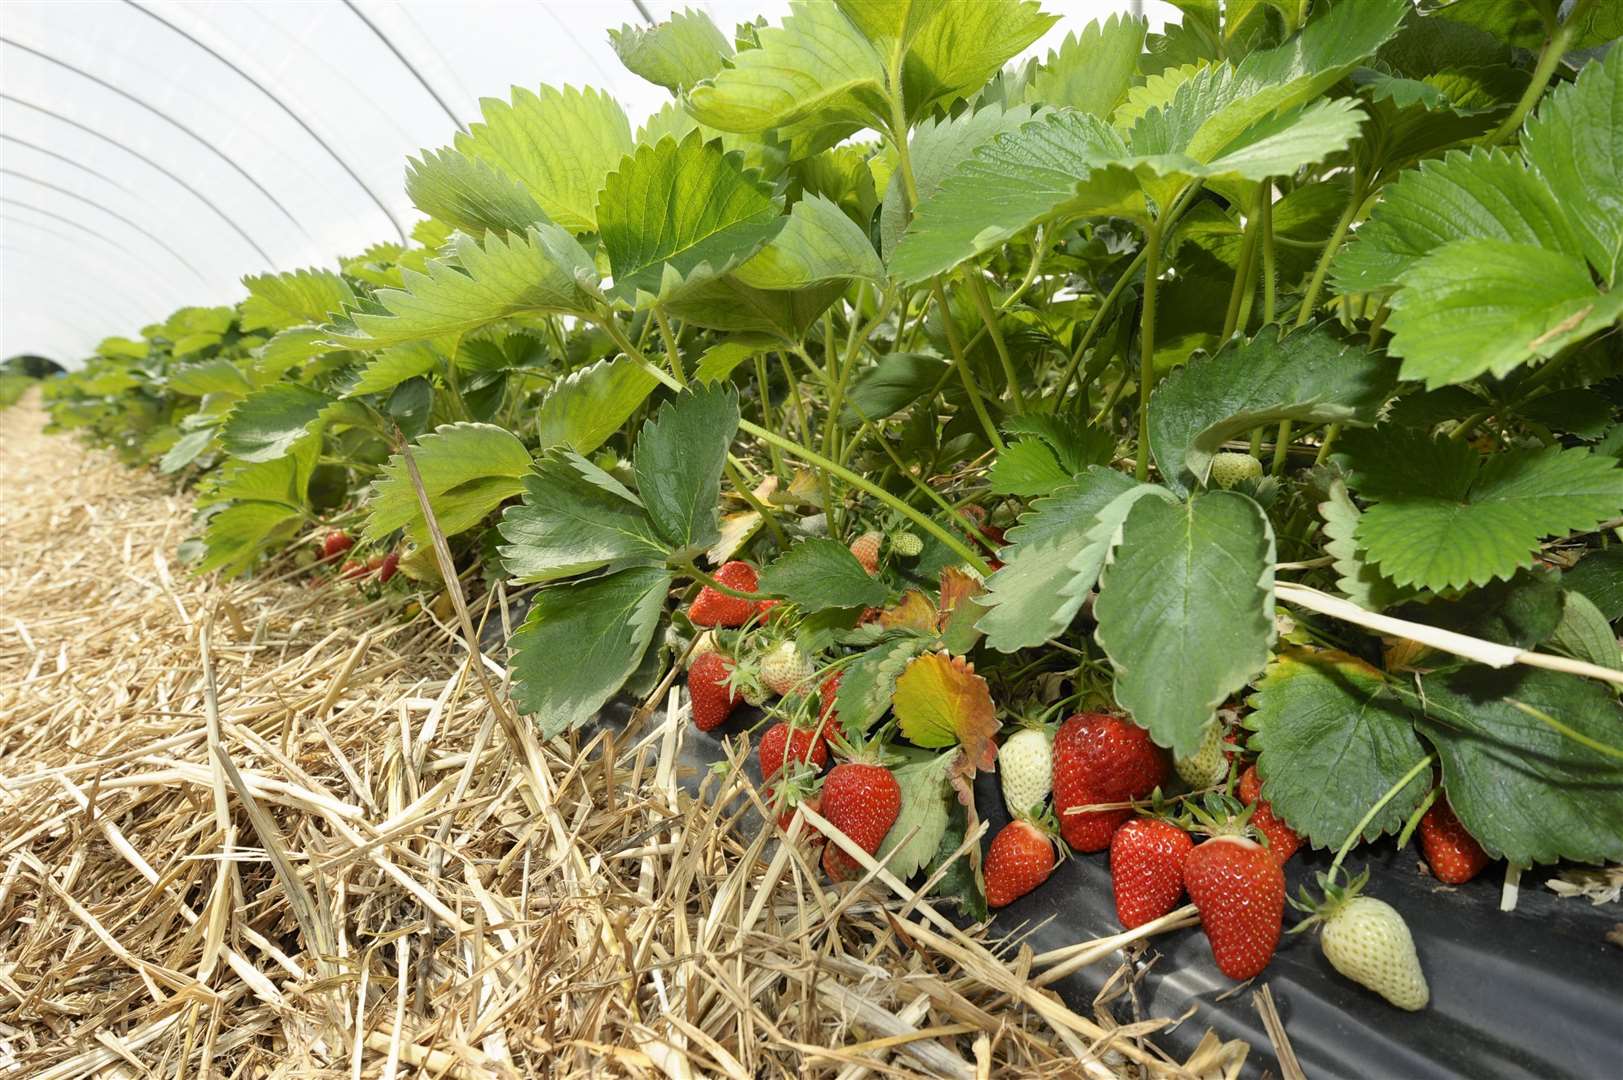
(891, 531), (924, 557)
(1320, 895), (1429, 1011)
(1209, 452), (1263, 490)
(1174, 719), (1228, 790)
(998, 727), (1053, 816)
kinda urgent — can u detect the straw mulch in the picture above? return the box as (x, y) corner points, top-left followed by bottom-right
(0, 394), (1257, 1079)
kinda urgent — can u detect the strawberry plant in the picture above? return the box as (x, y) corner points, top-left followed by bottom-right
(37, 0), (1623, 1021)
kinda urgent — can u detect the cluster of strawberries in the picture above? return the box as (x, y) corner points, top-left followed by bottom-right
(990, 712), (1489, 1006)
(684, 558), (902, 882)
(318, 530), (400, 585)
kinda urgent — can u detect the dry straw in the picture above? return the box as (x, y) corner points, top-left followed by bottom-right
(1, 395), (1273, 1078)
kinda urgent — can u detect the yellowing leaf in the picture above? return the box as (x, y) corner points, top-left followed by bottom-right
(892, 653), (999, 771)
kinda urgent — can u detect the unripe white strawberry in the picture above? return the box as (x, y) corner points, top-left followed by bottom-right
(1320, 895), (1429, 1011)
(1175, 720), (1228, 790)
(891, 531), (924, 557)
(998, 727), (1053, 816)
(1210, 452), (1263, 490)
(761, 641), (814, 697)
(688, 631), (719, 670)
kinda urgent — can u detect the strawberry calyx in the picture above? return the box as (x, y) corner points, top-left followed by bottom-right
(1288, 866), (1371, 934)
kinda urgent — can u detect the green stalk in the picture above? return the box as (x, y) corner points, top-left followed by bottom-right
(653, 306), (686, 387)
(1296, 173), (1365, 329)
(1221, 200), (1262, 340)
(964, 271), (1028, 411)
(1270, 419), (1294, 477)
(1260, 181), (1277, 326)
(724, 458), (789, 547)
(1327, 755), (1434, 885)
(754, 352), (783, 476)
(932, 280), (1005, 451)
(1049, 245), (1148, 412)
(603, 313), (993, 575)
(1135, 217), (1163, 482)
(1479, 0), (1595, 149)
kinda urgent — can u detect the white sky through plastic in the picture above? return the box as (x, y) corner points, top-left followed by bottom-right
(1, 0), (1169, 364)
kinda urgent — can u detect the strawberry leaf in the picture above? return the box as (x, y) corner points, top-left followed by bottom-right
(760, 538), (888, 612)
(498, 451), (669, 584)
(1247, 649), (1430, 850)
(833, 635), (931, 735)
(633, 383), (740, 555)
(367, 423), (532, 544)
(877, 750), (958, 881)
(1344, 431), (1623, 592)
(534, 355), (659, 456)
(1412, 667), (1623, 865)
(1095, 491), (1276, 758)
(892, 653), (999, 770)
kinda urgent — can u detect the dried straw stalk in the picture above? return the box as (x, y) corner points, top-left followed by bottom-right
(0, 395), (1250, 1078)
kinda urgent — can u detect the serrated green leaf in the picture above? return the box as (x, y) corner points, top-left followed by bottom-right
(732, 193), (882, 290)
(891, 109), (1131, 283)
(1095, 492), (1276, 757)
(197, 444), (317, 510)
(1562, 547), (1623, 622)
(1331, 149), (1581, 294)
(1548, 590), (1622, 671)
(610, 7), (732, 93)
(832, 634), (931, 734)
(1385, 239), (1623, 387)
(197, 501), (304, 576)
(345, 344), (440, 397)
(1522, 50), (1622, 285)
(166, 359), (251, 398)
(1345, 431), (1623, 591)
(1248, 649), (1429, 849)
(366, 422), (532, 544)
(898, 0), (1057, 121)
(634, 383), (740, 553)
(597, 132), (784, 304)
(455, 84), (633, 233)
(1029, 15), (1146, 118)
(240, 269), (355, 333)
(1436, 0), (1623, 50)
(877, 750), (957, 880)
(985, 439), (1072, 498)
(329, 226), (597, 348)
(1414, 666), (1623, 865)
(1319, 478), (1411, 610)
(219, 384), (334, 463)
(760, 537), (888, 612)
(405, 147), (551, 237)
(664, 275), (847, 338)
(975, 468), (1147, 652)
(159, 426), (215, 475)
(839, 351), (948, 426)
(1149, 324), (1397, 493)
(879, 103), (1042, 258)
(254, 327), (342, 377)
(687, 1), (886, 156)
(1514, 388), (1617, 441)
(1001, 414), (1114, 474)
(1402, 569), (1565, 650)
(534, 355), (658, 455)
(509, 566), (673, 738)
(498, 450), (668, 584)
(693, 335), (777, 383)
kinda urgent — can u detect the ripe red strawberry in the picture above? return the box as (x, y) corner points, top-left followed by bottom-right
(758, 721), (829, 782)
(1052, 713), (1170, 852)
(756, 598), (780, 618)
(1418, 796), (1490, 884)
(1110, 817), (1194, 928)
(772, 790), (822, 832)
(985, 819), (1057, 908)
(819, 762), (901, 881)
(688, 562), (759, 627)
(340, 559), (368, 581)
(849, 531), (882, 574)
(1239, 766), (1303, 864)
(689, 651), (741, 732)
(1183, 835), (1285, 980)
(321, 531), (354, 560)
(818, 671), (842, 723)
(375, 551), (400, 583)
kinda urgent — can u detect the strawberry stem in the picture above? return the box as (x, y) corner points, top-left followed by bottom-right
(1327, 754), (1434, 885)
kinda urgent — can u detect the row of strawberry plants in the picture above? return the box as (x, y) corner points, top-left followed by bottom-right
(41, 0), (1623, 1014)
